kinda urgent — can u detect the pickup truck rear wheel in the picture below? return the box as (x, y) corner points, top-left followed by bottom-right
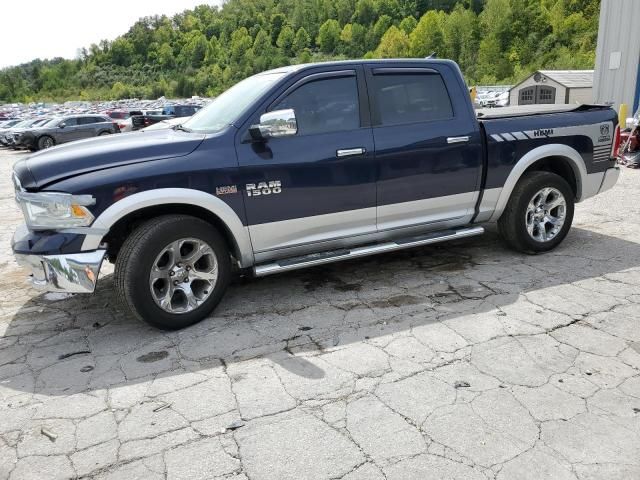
(498, 171), (574, 254)
(114, 215), (231, 329)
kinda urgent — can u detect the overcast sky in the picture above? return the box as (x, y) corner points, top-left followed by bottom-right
(0, 0), (222, 68)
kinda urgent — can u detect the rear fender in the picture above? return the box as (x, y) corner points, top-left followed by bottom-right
(488, 144), (587, 222)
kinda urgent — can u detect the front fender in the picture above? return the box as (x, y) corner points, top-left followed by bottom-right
(488, 144), (587, 222)
(81, 188), (254, 267)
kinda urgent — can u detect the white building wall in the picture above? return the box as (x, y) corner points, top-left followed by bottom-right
(593, 0), (640, 111)
(568, 87), (594, 105)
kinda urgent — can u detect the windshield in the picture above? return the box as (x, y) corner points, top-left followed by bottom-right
(183, 72), (287, 133)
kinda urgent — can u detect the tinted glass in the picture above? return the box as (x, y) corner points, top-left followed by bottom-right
(63, 117), (78, 126)
(274, 75), (360, 135)
(371, 73), (453, 126)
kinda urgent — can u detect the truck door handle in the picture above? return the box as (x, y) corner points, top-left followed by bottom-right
(447, 136), (470, 144)
(336, 147), (366, 157)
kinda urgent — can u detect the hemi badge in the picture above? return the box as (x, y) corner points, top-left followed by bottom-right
(216, 185), (238, 195)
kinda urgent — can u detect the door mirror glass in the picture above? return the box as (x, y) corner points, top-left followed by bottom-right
(249, 109), (297, 141)
(58, 122), (66, 129)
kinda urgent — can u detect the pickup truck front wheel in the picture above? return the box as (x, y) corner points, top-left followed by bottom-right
(498, 171), (574, 254)
(114, 215), (231, 329)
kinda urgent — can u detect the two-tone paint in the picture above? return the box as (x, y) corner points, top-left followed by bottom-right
(12, 59), (620, 273)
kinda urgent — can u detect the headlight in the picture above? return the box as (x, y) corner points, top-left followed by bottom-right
(16, 191), (95, 230)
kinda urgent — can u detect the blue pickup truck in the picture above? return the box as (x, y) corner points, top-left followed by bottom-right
(12, 59), (621, 329)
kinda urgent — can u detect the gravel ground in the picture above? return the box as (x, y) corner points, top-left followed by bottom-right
(1, 147), (639, 480)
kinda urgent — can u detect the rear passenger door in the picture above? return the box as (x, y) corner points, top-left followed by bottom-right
(365, 64), (483, 232)
(76, 116), (101, 139)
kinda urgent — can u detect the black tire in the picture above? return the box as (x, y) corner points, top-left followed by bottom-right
(114, 215), (231, 329)
(98, 131), (111, 136)
(498, 171), (574, 254)
(37, 136), (55, 150)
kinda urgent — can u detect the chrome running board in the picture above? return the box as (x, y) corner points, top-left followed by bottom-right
(253, 226), (484, 277)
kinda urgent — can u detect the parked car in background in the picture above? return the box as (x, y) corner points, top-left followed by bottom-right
(117, 109), (163, 132)
(104, 110), (129, 120)
(140, 117), (185, 131)
(1, 118), (49, 147)
(17, 115), (119, 151)
(0, 119), (23, 145)
(9, 118), (52, 149)
(131, 104), (201, 130)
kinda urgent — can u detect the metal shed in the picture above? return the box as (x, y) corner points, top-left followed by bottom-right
(593, 0), (640, 113)
(508, 70), (594, 106)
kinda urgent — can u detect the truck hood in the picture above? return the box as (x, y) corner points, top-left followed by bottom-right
(14, 129), (206, 190)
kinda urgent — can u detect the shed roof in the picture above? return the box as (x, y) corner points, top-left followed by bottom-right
(537, 70), (594, 88)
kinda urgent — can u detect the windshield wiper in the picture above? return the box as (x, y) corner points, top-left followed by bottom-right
(173, 124), (192, 133)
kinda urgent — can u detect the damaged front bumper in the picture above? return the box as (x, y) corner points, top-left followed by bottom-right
(14, 250), (106, 294)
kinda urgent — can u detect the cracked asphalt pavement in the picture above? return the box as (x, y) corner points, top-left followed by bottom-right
(1, 148), (640, 479)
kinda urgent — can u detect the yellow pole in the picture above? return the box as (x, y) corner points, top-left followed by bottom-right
(619, 103), (628, 129)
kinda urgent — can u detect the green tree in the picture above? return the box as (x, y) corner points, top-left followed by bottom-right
(277, 25), (296, 57)
(293, 27), (311, 55)
(270, 13), (287, 44)
(399, 16), (417, 34)
(317, 19), (341, 54)
(409, 10), (445, 57)
(352, 0), (377, 25)
(368, 15), (394, 50)
(374, 26), (410, 58)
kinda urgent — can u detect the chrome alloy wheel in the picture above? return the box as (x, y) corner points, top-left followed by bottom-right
(525, 187), (567, 242)
(42, 137), (54, 148)
(149, 238), (218, 314)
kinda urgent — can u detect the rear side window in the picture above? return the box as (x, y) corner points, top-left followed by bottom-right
(274, 75), (360, 136)
(371, 73), (453, 126)
(77, 117), (96, 125)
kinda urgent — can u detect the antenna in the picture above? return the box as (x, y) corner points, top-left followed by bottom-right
(425, 52), (437, 59)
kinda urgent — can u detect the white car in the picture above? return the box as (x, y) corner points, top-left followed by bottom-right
(140, 117), (185, 131)
(117, 110), (163, 132)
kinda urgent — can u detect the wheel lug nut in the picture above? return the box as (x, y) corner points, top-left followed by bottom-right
(184, 278), (189, 283)
(169, 271), (174, 276)
(186, 266), (191, 271)
(173, 280), (179, 286)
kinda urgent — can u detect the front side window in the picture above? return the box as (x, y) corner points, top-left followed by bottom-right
(273, 75), (360, 136)
(63, 118), (78, 127)
(371, 73), (453, 126)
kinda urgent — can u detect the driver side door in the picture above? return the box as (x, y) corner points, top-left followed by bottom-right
(235, 68), (376, 260)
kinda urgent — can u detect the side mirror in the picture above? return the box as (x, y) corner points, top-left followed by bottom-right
(58, 123), (66, 129)
(249, 109), (297, 141)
